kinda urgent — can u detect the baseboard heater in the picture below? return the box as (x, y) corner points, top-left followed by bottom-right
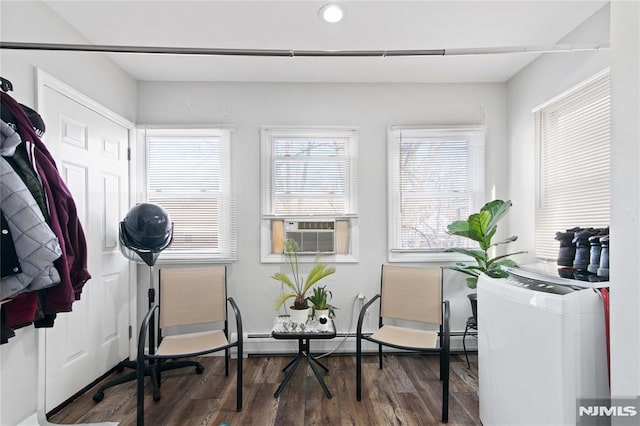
(234, 330), (476, 356)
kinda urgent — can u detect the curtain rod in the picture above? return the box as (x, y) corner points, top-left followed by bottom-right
(0, 41), (609, 57)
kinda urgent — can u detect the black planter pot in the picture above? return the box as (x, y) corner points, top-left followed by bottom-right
(468, 293), (478, 325)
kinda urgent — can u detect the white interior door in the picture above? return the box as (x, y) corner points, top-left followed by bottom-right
(38, 76), (132, 410)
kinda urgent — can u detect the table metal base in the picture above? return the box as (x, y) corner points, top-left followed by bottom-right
(274, 338), (332, 398)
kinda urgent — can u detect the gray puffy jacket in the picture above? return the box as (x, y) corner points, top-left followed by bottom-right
(0, 157), (62, 299)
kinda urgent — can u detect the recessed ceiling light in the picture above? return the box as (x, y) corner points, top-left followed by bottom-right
(319, 4), (344, 23)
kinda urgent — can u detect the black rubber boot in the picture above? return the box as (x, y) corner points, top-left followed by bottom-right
(573, 228), (602, 271)
(555, 227), (580, 267)
(587, 235), (602, 274)
(597, 236), (609, 279)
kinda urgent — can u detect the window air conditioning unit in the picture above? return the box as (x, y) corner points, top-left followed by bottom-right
(284, 220), (335, 254)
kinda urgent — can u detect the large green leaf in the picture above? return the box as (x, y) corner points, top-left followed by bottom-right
(445, 248), (487, 264)
(446, 220), (474, 239)
(448, 210), (492, 249)
(302, 264), (336, 294)
(271, 273), (298, 293)
(486, 251), (527, 267)
(483, 199), (512, 236)
(491, 235), (518, 247)
(273, 293), (296, 310)
(485, 258), (519, 278)
(485, 269), (509, 279)
(443, 265), (480, 278)
(468, 210), (492, 239)
(466, 277), (479, 289)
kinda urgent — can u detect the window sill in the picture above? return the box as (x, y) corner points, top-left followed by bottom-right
(139, 255), (236, 265)
(261, 253), (358, 264)
(387, 251), (474, 263)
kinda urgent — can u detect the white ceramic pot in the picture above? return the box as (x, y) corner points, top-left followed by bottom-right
(289, 307), (310, 324)
(314, 309), (329, 319)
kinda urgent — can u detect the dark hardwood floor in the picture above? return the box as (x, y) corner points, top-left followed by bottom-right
(49, 353), (479, 426)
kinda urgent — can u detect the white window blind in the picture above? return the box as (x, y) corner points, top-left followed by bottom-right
(388, 126), (485, 262)
(534, 70), (611, 260)
(260, 126), (359, 262)
(145, 128), (236, 261)
(262, 127), (358, 216)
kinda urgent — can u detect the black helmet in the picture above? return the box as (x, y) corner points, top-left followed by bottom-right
(119, 203), (173, 252)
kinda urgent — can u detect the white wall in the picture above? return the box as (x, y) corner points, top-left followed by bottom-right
(0, 1), (137, 120)
(137, 81), (508, 346)
(609, 0), (640, 402)
(0, 2), (136, 425)
(506, 4), (611, 262)
(507, 0), (640, 402)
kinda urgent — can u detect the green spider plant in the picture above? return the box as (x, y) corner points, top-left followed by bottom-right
(306, 285), (338, 318)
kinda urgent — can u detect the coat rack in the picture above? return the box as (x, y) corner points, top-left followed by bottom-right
(1, 77), (13, 92)
(0, 41), (610, 58)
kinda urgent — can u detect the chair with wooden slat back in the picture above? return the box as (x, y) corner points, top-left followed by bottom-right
(356, 265), (450, 423)
(136, 266), (243, 425)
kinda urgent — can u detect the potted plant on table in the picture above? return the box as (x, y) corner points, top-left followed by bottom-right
(445, 199), (526, 322)
(306, 285), (338, 319)
(271, 239), (336, 324)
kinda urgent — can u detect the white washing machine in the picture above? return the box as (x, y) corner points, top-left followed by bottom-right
(478, 265), (609, 426)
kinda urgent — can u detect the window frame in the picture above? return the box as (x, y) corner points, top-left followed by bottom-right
(260, 125), (359, 263)
(387, 125), (486, 263)
(140, 127), (236, 263)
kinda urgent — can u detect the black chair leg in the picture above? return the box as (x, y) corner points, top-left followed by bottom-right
(162, 359), (205, 375)
(442, 349), (450, 423)
(439, 336), (444, 380)
(136, 358), (145, 426)
(156, 359), (162, 388)
(151, 361), (161, 401)
(95, 358), (203, 402)
(356, 336), (362, 400)
(378, 344), (383, 369)
(463, 322), (471, 369)
(93, 370), (136, 402)
(236, 349), (243, 411)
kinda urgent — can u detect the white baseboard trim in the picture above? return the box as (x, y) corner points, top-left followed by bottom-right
(18, 410), (118, 426)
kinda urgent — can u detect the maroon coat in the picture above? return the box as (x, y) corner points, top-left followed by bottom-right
(1, 92), (90, 317)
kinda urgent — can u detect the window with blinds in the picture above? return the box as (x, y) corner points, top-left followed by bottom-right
(261, 126), (358, 262)
(144, 128), (236, 261)
(534, 70), (611, 260)
(387, 126), (485, 262)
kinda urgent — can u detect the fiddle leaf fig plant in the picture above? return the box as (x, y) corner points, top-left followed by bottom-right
(445, 199), (526, 289)
(271, 239), (336, 311)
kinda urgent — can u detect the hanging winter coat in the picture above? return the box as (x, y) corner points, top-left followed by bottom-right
(0, 92), (91, 314)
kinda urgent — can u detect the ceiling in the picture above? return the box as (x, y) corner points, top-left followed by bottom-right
(40, 0), (608, 83)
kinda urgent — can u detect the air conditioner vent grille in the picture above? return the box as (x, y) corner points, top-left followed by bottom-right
(285, 220), (335, 254)
(297, 221), (335, 230)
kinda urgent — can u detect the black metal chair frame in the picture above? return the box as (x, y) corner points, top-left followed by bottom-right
(92, 280), (204, 402)
(135, 267), (243, 426)
(356, 266), (450, 423)
(271, 318), (336, 399)
(462, 315), (478, 369)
